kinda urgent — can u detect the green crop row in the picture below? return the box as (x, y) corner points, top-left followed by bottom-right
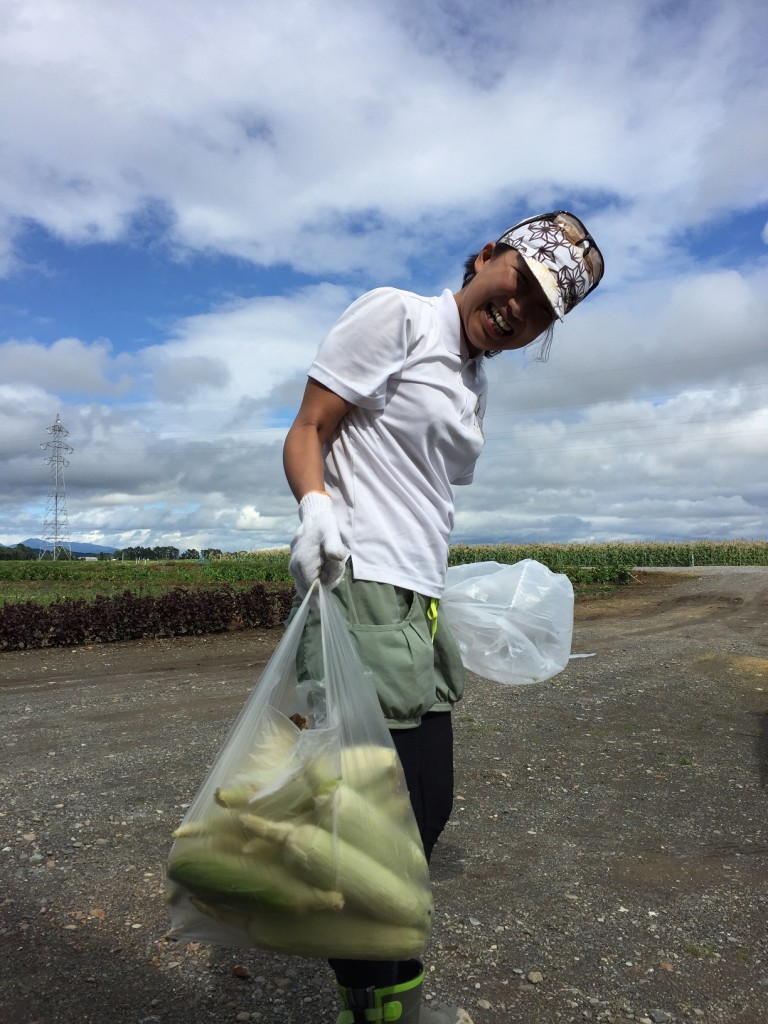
(0, 553), (294, 585)
(448, 540), (768, 569)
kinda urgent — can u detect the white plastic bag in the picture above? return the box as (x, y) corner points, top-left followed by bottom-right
(441, 559), (573, 685)
(166, 583), (432, 959)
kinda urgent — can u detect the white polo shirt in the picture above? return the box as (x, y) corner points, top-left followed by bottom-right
(309, 287), (487, 597)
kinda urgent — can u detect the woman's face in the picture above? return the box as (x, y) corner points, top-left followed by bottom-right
(454, 244), (555, 356)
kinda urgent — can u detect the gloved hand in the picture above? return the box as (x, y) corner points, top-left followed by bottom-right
(289, 491), (349, 598)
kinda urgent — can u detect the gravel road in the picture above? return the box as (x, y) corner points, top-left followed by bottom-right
(1, 567), (767, 1024)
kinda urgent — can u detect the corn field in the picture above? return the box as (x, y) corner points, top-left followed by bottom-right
(0, 540), (765, 608)
(447, 540), (768, 570)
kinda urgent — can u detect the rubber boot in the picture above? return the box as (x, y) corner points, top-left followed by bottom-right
(336, 961), (475, 1024)
(336, 959), (423, 1023)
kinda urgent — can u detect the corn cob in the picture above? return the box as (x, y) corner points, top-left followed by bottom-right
(172, 809), (252, 854)
(239, 813), (432, 929)
(236, 706), (302, 791)
(167, 844), (344, 914)
(166, 878), (186, 907)
(173, 813), (244, 842)
(187, 895), (251, 936)
(215, 763), (315, 820)
(314, 784), (426, 876)
(172, 821), (212, 839)
(342, 744), (401, 787)
(189, 897), (428, 960)
(304, 743), (401, 795)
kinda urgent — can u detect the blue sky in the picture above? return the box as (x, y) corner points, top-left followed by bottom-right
(1, 0), (767, 552)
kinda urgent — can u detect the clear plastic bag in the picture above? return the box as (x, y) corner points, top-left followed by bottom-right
(166, 583), (432, 960)
(441, 559), (574, 685)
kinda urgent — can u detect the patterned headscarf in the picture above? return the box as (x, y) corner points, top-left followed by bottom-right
(497, 213), (603, 320)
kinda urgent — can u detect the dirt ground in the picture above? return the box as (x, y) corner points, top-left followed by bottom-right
(1, 567), (767, 1024)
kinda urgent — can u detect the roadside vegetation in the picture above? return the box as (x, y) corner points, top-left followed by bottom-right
(1, 540), (765, 650)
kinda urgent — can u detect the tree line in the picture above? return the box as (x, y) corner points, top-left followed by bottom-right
(0, 544), (42, 560)
(0, 543), (225, 561)
(113, 546), (223, 561)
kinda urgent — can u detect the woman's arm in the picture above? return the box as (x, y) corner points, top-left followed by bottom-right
(283, 379), (354, 501)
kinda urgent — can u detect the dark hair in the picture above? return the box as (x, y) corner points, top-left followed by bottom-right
(461, 242), (554, 361)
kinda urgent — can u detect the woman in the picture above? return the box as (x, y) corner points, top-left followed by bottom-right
(283, 211), (604, 1024)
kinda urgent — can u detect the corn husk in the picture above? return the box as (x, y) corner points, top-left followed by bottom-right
(167, 586), (433, 959)
(167, 731), (432, 956)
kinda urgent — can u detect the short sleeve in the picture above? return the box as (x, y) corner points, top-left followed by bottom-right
(309, 288), (410, 409)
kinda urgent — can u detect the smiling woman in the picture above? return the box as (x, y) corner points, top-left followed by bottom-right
(458, 210), (605, 360)
(281, 210), (605, 1022)
(456, 245), (556, 354)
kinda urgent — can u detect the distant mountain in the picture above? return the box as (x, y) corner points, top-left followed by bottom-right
(21, 538), (117, 555)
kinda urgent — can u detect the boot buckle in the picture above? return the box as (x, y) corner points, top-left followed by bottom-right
(336, 1000), (403, 1022)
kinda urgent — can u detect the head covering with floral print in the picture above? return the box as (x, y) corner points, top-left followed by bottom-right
(497, 212), (604, 321)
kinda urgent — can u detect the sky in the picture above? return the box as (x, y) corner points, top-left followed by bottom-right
(1, 0), (767, 553)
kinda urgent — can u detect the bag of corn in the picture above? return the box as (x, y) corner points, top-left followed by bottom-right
(166, 582), (432, 959)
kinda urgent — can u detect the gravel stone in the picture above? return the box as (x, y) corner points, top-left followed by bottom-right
(1, 567), (767, 1023)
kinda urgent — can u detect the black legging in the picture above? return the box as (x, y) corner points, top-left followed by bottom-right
(330, 711), (454, 990)
(390, 711), (455, 863)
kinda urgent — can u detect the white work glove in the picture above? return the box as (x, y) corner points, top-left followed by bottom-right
(289, 491), (349, 598)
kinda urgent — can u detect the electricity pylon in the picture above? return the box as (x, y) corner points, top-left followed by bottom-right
(39, 414), (74, 560)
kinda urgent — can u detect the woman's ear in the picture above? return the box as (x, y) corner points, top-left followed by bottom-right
(474, 243), (496, 273)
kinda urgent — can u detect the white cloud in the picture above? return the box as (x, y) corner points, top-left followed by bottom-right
(150, 283), (352, 409)
(1, 0), (766, 281)
(4, 265), (768, 549)
(0, 336), (133, 396)
(0, 282), (356, 547)
(1, 0), (767, 551)
(6, 260), (767, 551)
